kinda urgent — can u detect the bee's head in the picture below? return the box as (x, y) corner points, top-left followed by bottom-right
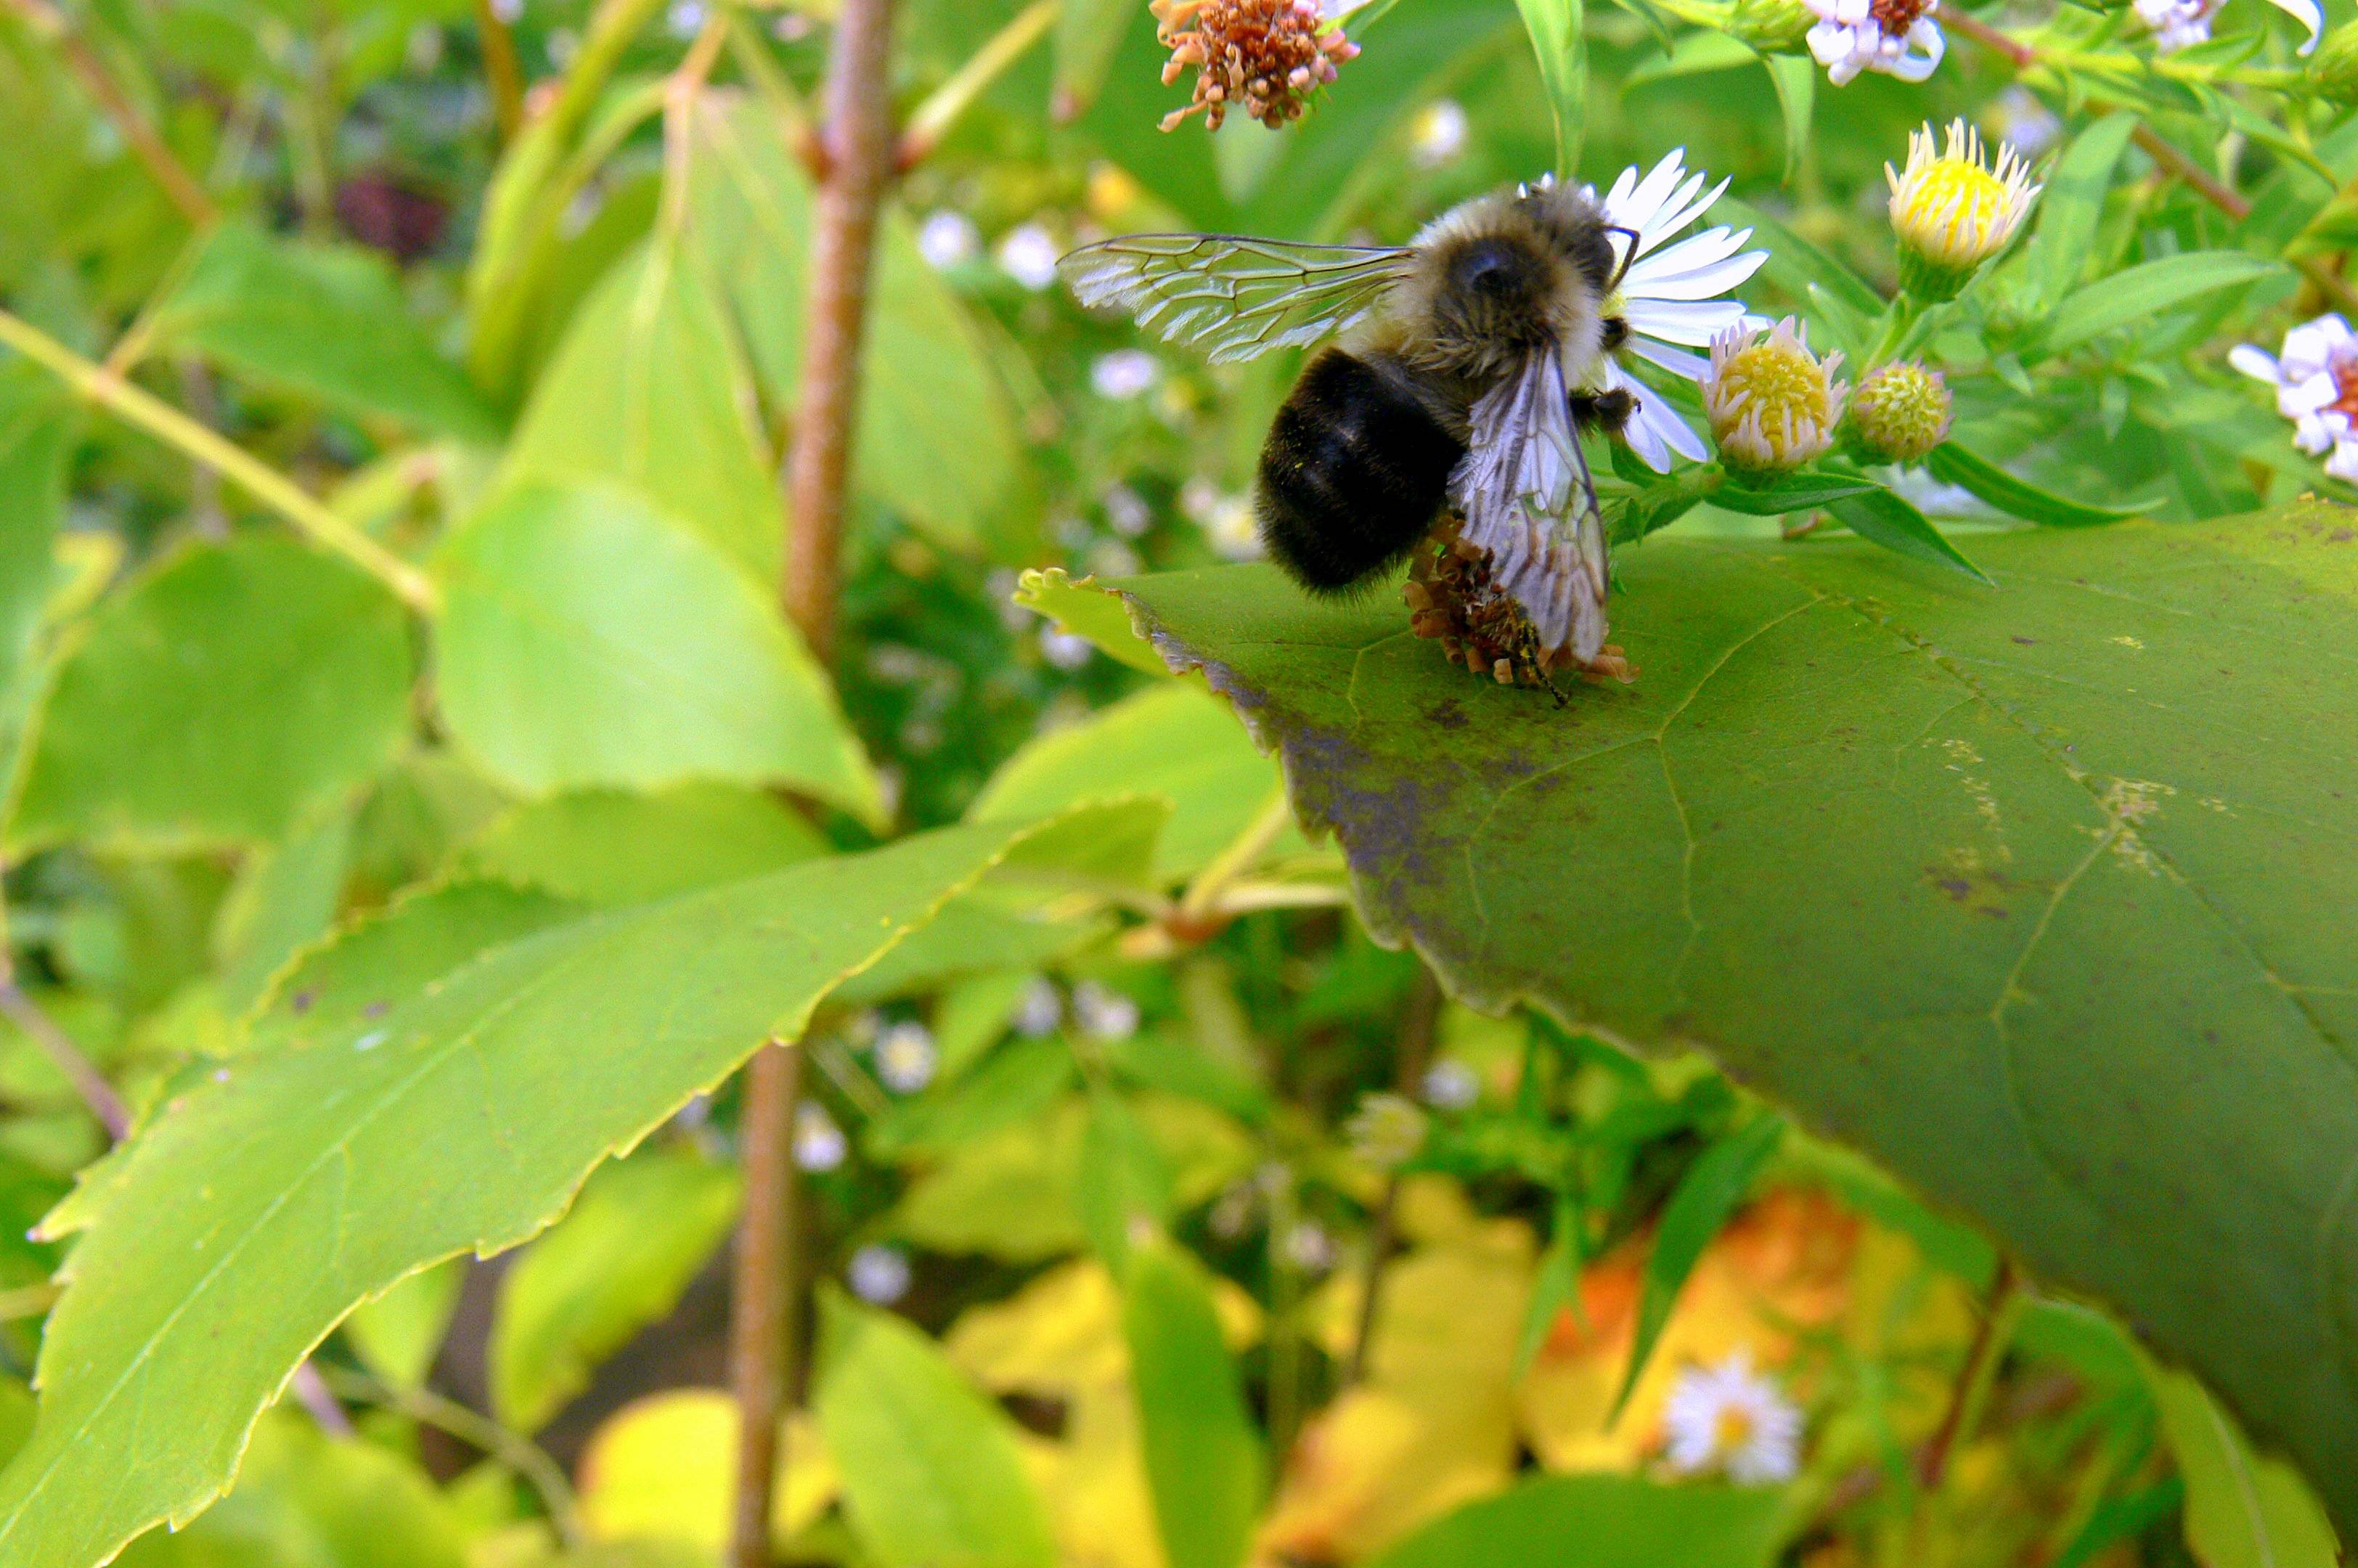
(1400, 187), (1607, 383)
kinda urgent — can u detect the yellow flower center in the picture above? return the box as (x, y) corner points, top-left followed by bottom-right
(1713, 1405), (1757, 1454)
(1718, 343), (1834, 423)
(1897, 160), (2012, 261)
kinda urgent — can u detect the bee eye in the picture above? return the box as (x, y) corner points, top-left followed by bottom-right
(1450, 240), (1525, 298)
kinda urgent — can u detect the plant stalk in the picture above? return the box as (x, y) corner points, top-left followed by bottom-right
(729, 1039), (806, 1568)
(0, 309), (441, 614)
(1917, 1257), (2022, 1490)
(5, 0), (218, 225)
(472, 0), (528, 142)
(1344, 963), (1443, 1386)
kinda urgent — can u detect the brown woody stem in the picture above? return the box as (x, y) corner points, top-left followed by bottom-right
(732, 6), (901, 1562)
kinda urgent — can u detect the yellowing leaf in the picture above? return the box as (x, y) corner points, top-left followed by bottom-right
(577, 1391), (838, 1553)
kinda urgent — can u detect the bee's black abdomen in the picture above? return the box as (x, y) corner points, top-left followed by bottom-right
(1257, 348), (1464, 595)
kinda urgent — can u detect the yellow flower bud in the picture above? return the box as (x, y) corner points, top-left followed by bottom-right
(1704, 317), (1849, 477)
(1886, 119), (2041, 301)
(1850, 361), (1954, 463)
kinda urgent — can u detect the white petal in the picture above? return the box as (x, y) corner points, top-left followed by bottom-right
(1610, 152), (1692, 240)
(1625, 245), (1767, 302)
(1623, 298), (1750, 345)
(1610, 368), (1672, 471)
(1639, 175), (1729, 256)
(2227, 344), (2282, 383)
(1624, 337), (1709, 379)
(1646, 396), (1710, 463)
(2259, 0), (2323, 50)
(2328, 439), (2358, 480)
(1625, 224), (1753, 284)
(1807, 20), (1848, 62)
(2283, 369), (2340, 415)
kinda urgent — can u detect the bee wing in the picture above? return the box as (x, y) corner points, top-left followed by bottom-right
(1058, 234), (1416, 365)
(1450, 350), (1612, 662)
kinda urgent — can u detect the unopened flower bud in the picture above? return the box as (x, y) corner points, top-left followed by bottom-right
(2312, 18), (2358, 103)
(1887, 119), (2041, 301)
(1729, 0), (1814, 51)
(1704, 317), (1849, 477)
(1345, 1093), (1429, 1169)
(1849, 361), (1953, 463)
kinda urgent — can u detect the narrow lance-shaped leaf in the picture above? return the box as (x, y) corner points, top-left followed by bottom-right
(0, 809), (1150, 1568)
(1122, 1238), (1263, 1568)
(1926, 439), (2151, 528)
(1049, 503), (2358, 1536)
(1514, 0), (1587, 176)
(2043, 251), (2283, 356)
(1827, 487), (1992, 584)
(2147, 1363), (2340, 1568)
(1611, 1114), (1784, 1416)
(2021, 112), (2137, 311)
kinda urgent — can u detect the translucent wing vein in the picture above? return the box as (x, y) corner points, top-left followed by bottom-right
(1058, 234), (1416, 365)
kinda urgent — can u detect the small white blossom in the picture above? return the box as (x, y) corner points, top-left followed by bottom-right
(1072, 980), (1141, 1041)
(1183, 480), (1260, 560)
(664, 0), (706, 36)
(1421, 1059), (1480, 1110)
(1345, 1093), (1429, 1169)
(1092, 349), (1163, 401)
(1803, 0), (1943, 85)
(917, 210), (981, 270)
(874, 1022), (938, 1094)
(996, 223), (1062, 290)
(1013, 977), (1063, 1037)
(1984, 87), (2060, 160)
(1040, 626), (1096, 671)
(1103, 483), (1154, 537)
(1412, 99), (1469, 168)
(490, 0), (522, 21)
(793, 1101), (847, 1172)
(2136, 0), (2317, 52)
(1662, 1349), (1804, 1485)
(1284, 1222), (1337, 1273)
(2232, 314), (2358, 481)
(848, 1245), (913, 1304)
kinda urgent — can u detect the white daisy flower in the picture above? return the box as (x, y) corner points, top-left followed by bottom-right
(917, 210), (980, 270)
(1013, 976), (1063, 1037)
(1803, 0), (1944, 85)
(2136, 0), (2318, 52)
(1092, 349), (1163, 401)
(996, 222), (1062, 290)
(792, 1101), (847, 1172)
(2231, 314), (2358, 481)
(848, 1244), (913, 1305)
(874, 1021), (938, 1094)
(1412, 99), (1470, 168)
(1662, 1349), (1805, 1485)
(1579, 152), (1771, 473)
(1072, 979), (1141, 1041)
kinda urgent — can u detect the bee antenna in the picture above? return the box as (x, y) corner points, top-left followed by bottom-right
(1602, 224), (1641, 293)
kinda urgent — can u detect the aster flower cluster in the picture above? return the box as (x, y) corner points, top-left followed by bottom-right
(2232, 314), (2358, 481)
(1803, 0), (1943, 84)
(2137, 0), (2320, 53)
(1151, 0), (1364, 132)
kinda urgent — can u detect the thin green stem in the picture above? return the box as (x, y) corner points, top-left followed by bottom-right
(897, 0), (1056, 168)
(0, 309), (441, 615)
(315, 1365), (584, 1546)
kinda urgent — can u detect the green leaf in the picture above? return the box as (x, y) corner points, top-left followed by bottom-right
(1514, 0), (1587, 176)
(13, 537), (414, 853)
(1761, 53), (1814, 182)
(1926, 440), (2151, 528)
(433, 480), (884, 825)
(1054, 0), (1135, 118)
(1826, 488), (1991, 583)
(970, 682), (1299, 883)
(815, 1291), (1057, 1568)
(1713, 196), (1884, 322)
(0, 366), (69, 754)
(690, 99), (1029, 554)
(491, 1143), (741, 1432)
(213, 807), (356, 1016)
(1370, 1474), (1785, 1568)
(1624, 30), (1755, 86)
(1013, 567), (1171, 675)
(2044, 251), (2282, 356)
(150, 223), (499, 442)
(1612, 1114), (1784, 1416)
(498, 233), (782, 581)
(1077, 1084), (1174, 1273)
(340, 1259), (463, 1389)
(1713, 470), (1882, 517)
(462, 783), (831, 906)
(2149, 1365), (2341, 1568)
(1084, 504), (2358, 1536)
(0, 814), (1112, 1568)
(2022, 112), (2137, 311)
(1514, 1193), (1581, 1379)
(1122, 1239), (1262, 1568)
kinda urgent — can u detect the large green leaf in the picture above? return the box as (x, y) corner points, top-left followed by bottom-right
(433, 479), (884, 825)
(498, 233), (781, 581)
(1122, 1238), (1262, 1568)
(815, 1292), (1057, 1568)
(1056, 504), (2358, 1534)
(490, 1143), (741, 1432)
(13, 537), (414, 852)
(460, 783), (831, 905)
(968, 682), (1303, 883)
(1370, 1474), (1784, 1568)
(148, 223), (499, 442)
(689, 96), (1029, 554)
(0, 814), (1119, 1568)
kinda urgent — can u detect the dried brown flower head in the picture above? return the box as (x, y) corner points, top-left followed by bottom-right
(1406, 519), (1636, 701)
(1153, 0), (1360, 132)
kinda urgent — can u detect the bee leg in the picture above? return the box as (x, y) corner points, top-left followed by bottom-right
(1568, 386), (1636, 437)
(1599, 314), (1631, 354)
